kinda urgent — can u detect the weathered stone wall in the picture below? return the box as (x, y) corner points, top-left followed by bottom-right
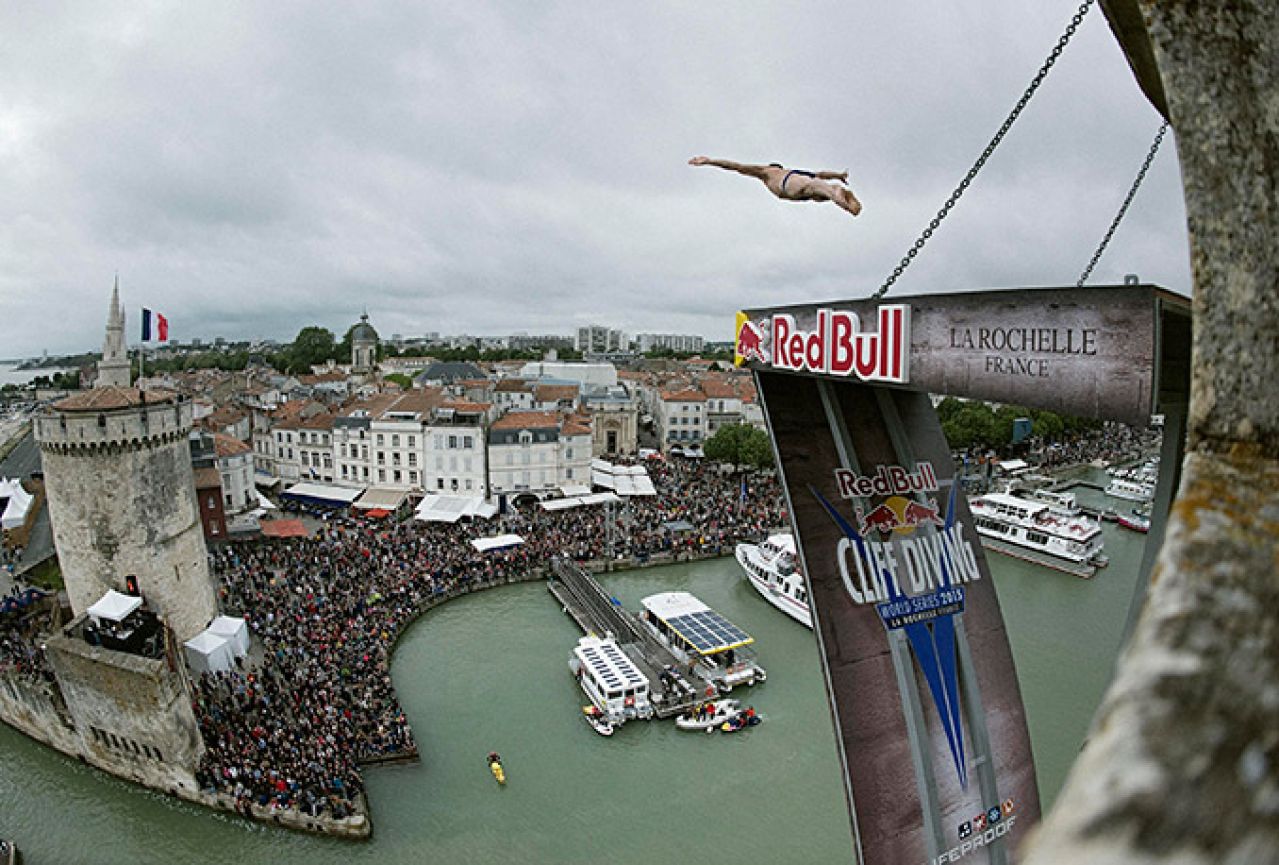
(1026, 2), (1279, 863)
(44, 624), (204, 787)
(37, 401), (217, 642)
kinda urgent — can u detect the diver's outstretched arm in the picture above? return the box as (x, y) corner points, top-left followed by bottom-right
(688, 156), (772, 180)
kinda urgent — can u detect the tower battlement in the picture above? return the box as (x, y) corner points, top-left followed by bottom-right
(35, 391), (192, 455)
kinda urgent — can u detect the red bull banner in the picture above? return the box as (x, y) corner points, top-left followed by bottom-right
(757, 372), (1041, 865)
(738, 285), (1190, 426)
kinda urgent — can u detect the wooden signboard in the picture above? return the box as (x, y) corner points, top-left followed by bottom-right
(737, 285), (1190, 426)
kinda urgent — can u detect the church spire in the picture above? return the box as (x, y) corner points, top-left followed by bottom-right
(97, 276), (132, 388)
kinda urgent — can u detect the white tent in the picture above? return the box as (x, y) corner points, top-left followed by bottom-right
(255, 490), (277, 510)
(470, 534), (525, 553)
(0, 477), (32, 530)
(87, 590), (142, 625)
(184, 630), (235, 675)
(207, 615), (250, 657)
(281, 482), (363, 506)
(415, 495), (498, 523)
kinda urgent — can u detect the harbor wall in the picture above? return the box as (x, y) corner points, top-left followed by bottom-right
(0, 544), (737, 841)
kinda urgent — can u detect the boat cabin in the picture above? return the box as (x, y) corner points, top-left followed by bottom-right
(570, 635), (653, 723)
(639, 592), (766, 691)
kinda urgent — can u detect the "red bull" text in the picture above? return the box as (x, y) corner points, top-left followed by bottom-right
(836, 462), (939, 499)
(772, 305), (911, 382)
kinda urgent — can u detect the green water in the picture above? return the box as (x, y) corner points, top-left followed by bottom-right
(0, 483), (1149, 864)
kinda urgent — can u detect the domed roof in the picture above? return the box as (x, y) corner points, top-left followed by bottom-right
(351, 313), (378, 343)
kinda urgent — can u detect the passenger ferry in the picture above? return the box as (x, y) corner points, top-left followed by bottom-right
(639, 592), (766, 693)
(568, 635), (654, 725)
(734, 533), (813, 629)
(1104, 478), (1155, 502)
(969, 492), (1107, 578)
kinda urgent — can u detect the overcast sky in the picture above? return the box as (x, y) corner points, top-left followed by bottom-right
(0, 1), (1187, 359)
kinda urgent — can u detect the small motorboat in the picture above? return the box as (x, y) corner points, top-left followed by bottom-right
(1117, 511), (1151, 533)
(1099, 508), (1120, 522)
(720, 707), (762, 734)
(0, 838), (16, 865)
(487, 751), (506, 785)
(583, 706), (615, 737)
(674, 699), (741, 732)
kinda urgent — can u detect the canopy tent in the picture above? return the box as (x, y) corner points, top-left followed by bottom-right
(184, 630), (235, 675)
(87, 590), (142, 625)
(414, 495), (498, 524)
(994, 458), (1032, 475)
(559, 484), (592, 497)
(538, 491), (622, 512)
(589, 460), (656, 497)
(281, 482), (364, 507)
(0, 477), (33, 530)
(470, 534), (525, 553)
(207, 615), (250, 657)
(354, 487), (409, 512)
(363, 508), (391, 519)
(255, 490), (278, 510)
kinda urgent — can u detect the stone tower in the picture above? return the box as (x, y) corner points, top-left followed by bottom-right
(34, 288), (217, 642)
(351, 312), (378, 376)
(97, 278), (131, 388)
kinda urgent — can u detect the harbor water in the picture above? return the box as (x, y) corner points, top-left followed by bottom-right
(0, 470), (1149, 863)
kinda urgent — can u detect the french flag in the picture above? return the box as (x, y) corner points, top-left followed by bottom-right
(141, 308), (168, 343)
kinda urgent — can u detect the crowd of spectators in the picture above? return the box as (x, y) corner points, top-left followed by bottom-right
(192, 457), (785, 821)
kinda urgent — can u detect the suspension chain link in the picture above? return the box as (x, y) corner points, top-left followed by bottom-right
(872, 0), (1096, 299)
(1076, 120), (1170, 286)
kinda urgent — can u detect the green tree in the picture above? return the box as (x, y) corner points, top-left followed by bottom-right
(704, 423), (751, 464)
(384, 372), (414, 390)
(740, 427), (775, 469)
(286, 326), (337, 374)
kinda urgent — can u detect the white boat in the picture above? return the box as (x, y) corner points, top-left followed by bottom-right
(1010, 486), (1081, 517)
(1104, 478), (1155, 502)
(674, 699), (741, 732)
(734, 533), (813, 628)
(969, 492), (1107, 578)
(569, 635), (654, 726)
(583, 707), (615, 736)
(639, 592), (766, 692)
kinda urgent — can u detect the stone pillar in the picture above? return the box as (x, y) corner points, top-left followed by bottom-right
(1026, 3), (1279, 863)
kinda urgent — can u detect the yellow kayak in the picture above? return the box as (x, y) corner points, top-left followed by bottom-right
(487, 752), (506, 785)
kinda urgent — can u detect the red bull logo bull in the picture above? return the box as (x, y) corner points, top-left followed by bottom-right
(854, 496), (945, 537)
(735, 315), (770, 366)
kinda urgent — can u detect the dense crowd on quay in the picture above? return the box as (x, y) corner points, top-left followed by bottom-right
(192, 457), (786, 820)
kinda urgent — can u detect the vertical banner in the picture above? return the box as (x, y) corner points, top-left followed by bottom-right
(758, 371), (1040, 865)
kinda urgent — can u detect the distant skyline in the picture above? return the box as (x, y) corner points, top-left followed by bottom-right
(1, 3), (1189, 358)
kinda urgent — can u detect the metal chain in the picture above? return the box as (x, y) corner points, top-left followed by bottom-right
(872, 0), (1096, 299)
(1076, 120), (1170, 286)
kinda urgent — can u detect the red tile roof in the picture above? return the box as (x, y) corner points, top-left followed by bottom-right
(54, 386), (177, 412)
(491, 410), (560, 430)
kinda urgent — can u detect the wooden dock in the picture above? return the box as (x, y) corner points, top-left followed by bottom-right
(548, 558), (712, 719)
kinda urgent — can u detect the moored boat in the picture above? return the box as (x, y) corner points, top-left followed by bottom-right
(1117, 510), (1151, 533)
(583, 705), (615, 736)
(568, 635), (654, 726)
(970, 492), (1107, 578)
(734, 533), (812, 628)
(1104, 478), (1155, 502)
(0, 838), (15, 865)
(639, 592), (766, 692)
(674, 699), (741, 732)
